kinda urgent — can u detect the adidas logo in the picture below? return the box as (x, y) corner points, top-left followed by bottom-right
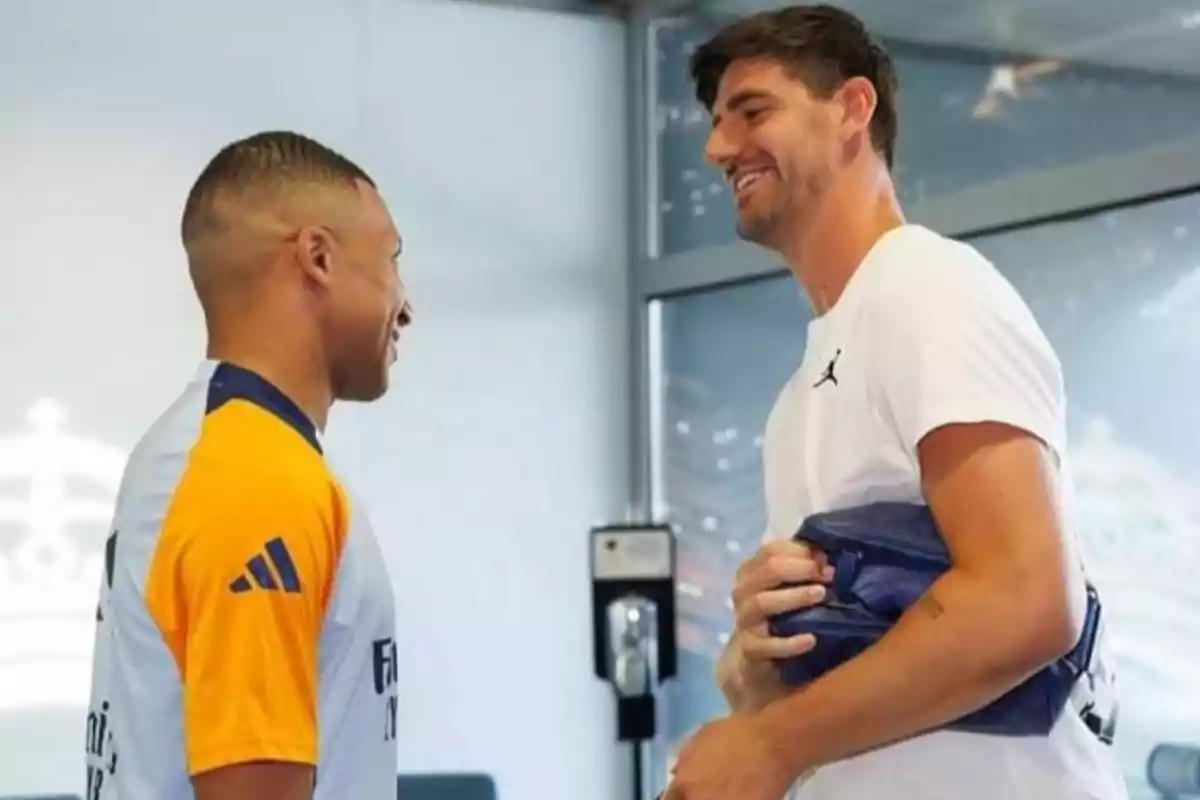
(229, 537), (302, 594)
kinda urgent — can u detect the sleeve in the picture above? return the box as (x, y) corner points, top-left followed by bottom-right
(175, 475), (345, 777)
(869, 247), (1066, 460)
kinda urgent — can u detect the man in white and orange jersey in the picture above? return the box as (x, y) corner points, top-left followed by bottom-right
(86, 130), (412, 800)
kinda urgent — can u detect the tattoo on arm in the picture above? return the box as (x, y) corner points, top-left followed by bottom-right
(917, 593), (945, 619)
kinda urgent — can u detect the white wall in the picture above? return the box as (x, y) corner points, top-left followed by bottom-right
(0, 1), (630, 797)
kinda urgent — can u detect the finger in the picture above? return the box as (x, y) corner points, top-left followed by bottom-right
(742, 631), (818, 661)
(759, 539), (819, 558)
(733, 556), (821, 604)
(762, 540), (835, 574)
(734, 554), (832, 604)
(733, 548), (772, 583)
(736, 584), (827, 629)
(734, 539), (816, 582)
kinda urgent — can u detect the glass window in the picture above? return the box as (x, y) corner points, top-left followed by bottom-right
(649, 276), (812, 785)
(654, 17), (1200, 258)
(649, 192), (1200, 799)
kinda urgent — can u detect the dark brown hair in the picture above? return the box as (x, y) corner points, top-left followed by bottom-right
(181, 130), (375, 242)
(690, 4), (899, 169)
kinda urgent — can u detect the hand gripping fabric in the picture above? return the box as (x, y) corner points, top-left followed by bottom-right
(767, 502), (1104, 737)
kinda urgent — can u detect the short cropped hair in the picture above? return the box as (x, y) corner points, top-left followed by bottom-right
(181, 130), (375, 242)
(690, 5), (899, 169)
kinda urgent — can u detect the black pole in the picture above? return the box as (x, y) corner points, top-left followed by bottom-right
(633, 740), (644, 800)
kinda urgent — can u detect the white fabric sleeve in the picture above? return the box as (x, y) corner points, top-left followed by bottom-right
(868, 244), (1066, 460)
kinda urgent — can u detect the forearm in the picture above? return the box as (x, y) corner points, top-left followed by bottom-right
(759, 566), (1074, 775)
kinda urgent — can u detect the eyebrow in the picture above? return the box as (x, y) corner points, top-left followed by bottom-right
(712, 89), (775, 126)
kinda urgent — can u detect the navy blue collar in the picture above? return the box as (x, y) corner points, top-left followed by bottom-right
(205, 362), (322, 454)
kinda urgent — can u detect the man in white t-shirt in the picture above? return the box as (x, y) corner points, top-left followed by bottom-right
(663, 6), (1128, 800)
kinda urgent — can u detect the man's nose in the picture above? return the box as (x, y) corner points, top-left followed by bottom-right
(703, 124), (737, 172)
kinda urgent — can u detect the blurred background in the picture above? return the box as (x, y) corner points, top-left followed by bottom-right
(2, 0), (1200, 799)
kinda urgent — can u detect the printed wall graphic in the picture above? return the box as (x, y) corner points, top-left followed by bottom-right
(0, 400), (126, 711)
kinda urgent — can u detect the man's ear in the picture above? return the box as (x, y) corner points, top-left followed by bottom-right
(837, 76), (878, 141)
(296, 226), (336, 287)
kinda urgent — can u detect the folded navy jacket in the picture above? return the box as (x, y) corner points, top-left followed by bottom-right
(767, 502), (1102, 737)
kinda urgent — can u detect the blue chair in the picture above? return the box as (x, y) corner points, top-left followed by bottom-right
(1147, 744), (1200, 798)
(397, 773), (496, 800)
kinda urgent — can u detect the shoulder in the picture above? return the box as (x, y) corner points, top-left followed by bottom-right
(862, 226), (1050, 348)
(857, 227), (1067, 457)
(868, 226), (1014, 305)
(155, 423), (347, 589)
(175, 448), (338, 532)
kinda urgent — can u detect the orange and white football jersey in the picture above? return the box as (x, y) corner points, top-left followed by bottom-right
(86, 361), (398, 799)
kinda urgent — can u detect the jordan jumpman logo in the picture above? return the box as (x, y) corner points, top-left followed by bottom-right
(813, 348), (842, 388)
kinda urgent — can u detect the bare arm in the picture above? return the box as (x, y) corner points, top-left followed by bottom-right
(194, 762), (315, 800)
(758, 421), (1086, 774)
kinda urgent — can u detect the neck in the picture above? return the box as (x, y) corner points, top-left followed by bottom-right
(779, 164), (905, 315)
(205, 315), (333, 432)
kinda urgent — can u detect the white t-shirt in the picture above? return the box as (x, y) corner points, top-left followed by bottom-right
(762, 225), (1128, 800)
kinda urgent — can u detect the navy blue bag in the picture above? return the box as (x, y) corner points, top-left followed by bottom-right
(767, 502), (1103, 737)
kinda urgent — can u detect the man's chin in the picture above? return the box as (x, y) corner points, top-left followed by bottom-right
(339, 372), (390, 404)
(736, 214), (783, 249)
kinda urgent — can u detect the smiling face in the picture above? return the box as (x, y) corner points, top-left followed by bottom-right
(703, 58), (847, 249)
(691, 6), (900, 255)
(317, 180), (411, 403)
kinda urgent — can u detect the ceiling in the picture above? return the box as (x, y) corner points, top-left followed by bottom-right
(460, 0), (1200, 81)
(697, 0), (1200, 79)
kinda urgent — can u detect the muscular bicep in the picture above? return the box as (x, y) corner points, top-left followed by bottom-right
(917, 421), (1085, 652)
(918, 421), (1067, 576)
(193, 761), (315, 800)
